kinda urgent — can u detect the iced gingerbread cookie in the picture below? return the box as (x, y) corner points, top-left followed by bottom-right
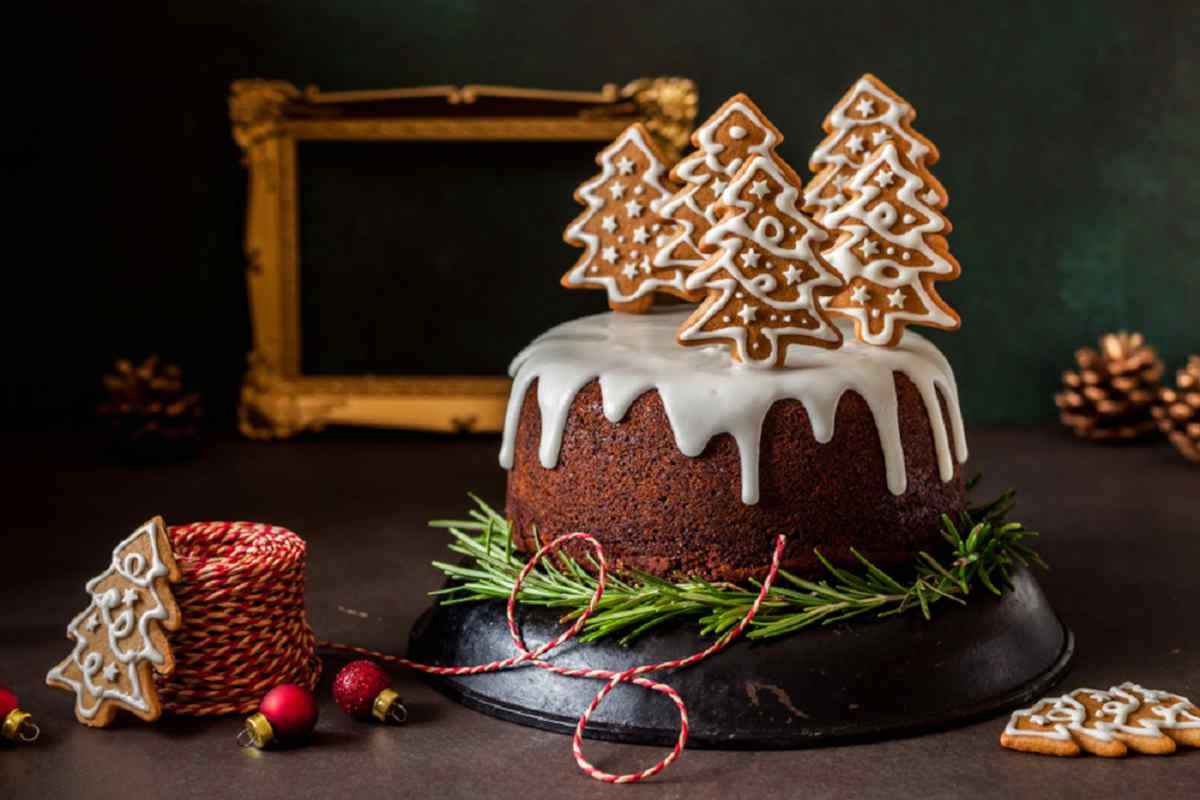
(804, 73), (946, 221)
(561, 123), (697, 313)
(1001, 682), (1200, 757)
(821, 142), (960, 348)
(678, 151), (844, 367)
(653, 93), (785, 274)
(46, 518), (182, 727)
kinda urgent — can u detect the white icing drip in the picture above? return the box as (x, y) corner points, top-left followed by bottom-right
(499, 310), (968, 505)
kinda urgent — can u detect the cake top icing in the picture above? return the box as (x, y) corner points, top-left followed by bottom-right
(500, 310), (967, 505)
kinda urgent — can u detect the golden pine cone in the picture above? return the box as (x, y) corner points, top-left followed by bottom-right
(98, 356), (203, 459)
(1054, 332), (1164, 441)
(1152, 356), (1200, 463)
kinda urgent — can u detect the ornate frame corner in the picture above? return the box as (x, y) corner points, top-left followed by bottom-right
(231, 78), (698, 439)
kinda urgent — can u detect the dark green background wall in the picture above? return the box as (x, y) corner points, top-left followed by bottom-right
(5, 0), (1197, 428)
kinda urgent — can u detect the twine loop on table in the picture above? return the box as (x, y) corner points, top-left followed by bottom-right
(324, 531), (787, 785)
(156, 522), (321, 716)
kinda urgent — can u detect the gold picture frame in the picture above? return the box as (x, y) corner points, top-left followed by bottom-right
(230, 77), (698, 439)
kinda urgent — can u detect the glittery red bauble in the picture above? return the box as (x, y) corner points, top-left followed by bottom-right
(333, 660), (392, 718)
(259, 684), (319, 741)
(0, 686), (17, 719)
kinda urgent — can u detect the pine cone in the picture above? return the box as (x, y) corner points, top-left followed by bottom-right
(98, 356), (203, 460)
(1055, 332), (1164, 441)
(1152, 356), (1200, 463)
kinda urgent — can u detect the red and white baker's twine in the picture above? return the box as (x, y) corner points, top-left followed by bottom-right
(156, 522), (321, 716)
(325, 532), (786, 784)
(159, 521), (785, 784)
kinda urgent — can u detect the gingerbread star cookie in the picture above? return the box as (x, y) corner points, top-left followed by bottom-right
(1001, 682), (1200, 757)
(47, 518), (182, 726)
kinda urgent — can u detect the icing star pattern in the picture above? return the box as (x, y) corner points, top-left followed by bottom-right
(562, 124), (697, 312)
(678, 150), (845, 368)
(822, 142), (960, 347)
(804, 74), (947, 222)
(45, 517), (181, 727)
(654, 93), (785, 276)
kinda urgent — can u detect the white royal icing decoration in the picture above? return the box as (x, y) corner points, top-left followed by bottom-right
(46, 520), (174, 721)
(499, 310), (968, 505)
(679, 154), (844, 367)
(806, 76), (934, 218)
(1004, 683), (1200, 744)
(823, 143), (958, 345)
(563, 126), (688, 303)
(654, 97), (779, 271)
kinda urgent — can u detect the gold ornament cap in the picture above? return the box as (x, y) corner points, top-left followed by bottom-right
(3, 709), (39, 743)
(371, 688), (408, 724)
(238, 712), (275, 749)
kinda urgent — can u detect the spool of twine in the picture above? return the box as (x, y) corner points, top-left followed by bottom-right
(154, 522), (321, 716)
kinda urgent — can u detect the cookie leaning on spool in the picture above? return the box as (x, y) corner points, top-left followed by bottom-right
(46, 518), (182, 727)
(46, 519), (320, 726)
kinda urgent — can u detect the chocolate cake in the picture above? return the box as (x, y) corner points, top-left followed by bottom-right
(500, 311), (968, 581)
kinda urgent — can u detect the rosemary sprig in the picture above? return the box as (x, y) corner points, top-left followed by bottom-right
(428, 487), (1044, 644)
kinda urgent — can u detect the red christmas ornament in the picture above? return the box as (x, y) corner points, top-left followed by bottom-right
(238, 684), (319, 749)
(333, 660), (407, 723)
(0, 685), (39, 743)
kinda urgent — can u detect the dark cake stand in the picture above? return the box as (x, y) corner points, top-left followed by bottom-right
(407, 566), (1072, 748)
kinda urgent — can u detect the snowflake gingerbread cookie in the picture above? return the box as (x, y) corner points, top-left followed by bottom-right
(821, 142), (960, 347)
(653, 93), (786, 275)
(804, 73), (946, 221)
(1001, 682), (1200, 757)
(677, 152), (845, 368)
(561, 123), (698, 313)
(46, 517), (182, 727)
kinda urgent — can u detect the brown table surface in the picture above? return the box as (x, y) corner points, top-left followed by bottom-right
(2, 427), (1198, 799)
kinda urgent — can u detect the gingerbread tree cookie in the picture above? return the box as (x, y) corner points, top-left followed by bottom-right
(653, 94), (785, 275)
(47, 518), (182, 727)
(1001, 682), (1200, 757)
(821, 142), (960, 347)
(804, 73), (946, 221)
(561, 123), (697, 313)
(677, 153), (844, 368)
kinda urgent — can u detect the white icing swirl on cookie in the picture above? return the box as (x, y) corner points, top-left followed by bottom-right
(499, 310), (967, 505)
